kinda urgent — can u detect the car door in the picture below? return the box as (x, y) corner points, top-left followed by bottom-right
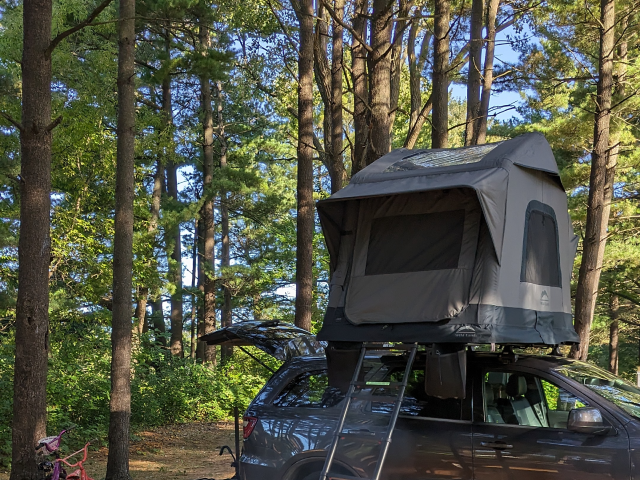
(361, 357), (473, 480)
(471, 363), (630, 480)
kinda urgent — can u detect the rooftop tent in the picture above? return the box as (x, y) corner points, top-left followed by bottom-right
(317, 133), (579, 345)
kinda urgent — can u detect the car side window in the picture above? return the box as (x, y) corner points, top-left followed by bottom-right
(370, 367), (462, 419)
(273, 370), (333, 408)
(482, 371), (589, 428)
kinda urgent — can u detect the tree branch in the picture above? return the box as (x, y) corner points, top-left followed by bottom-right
(321, 0), (373, 53)
(46, 0), (115, 57)
(0, 111), (24, 132)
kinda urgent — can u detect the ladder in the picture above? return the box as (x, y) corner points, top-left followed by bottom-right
(319, 342), (419, 480)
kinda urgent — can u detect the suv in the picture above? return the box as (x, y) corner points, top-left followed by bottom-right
(203, 322), (640, 480)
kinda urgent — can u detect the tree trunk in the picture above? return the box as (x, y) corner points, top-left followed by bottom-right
(196, 216), (206, 361)
(365, 0), (393, 164)
(408, 21), (430, 137)
(105, 0), (135, 475)
(330, 0), (346, 193)
(11, 0), (52, 476)
(351, 0), (369, 175)
(474, 0), (499, 145)
(199, 22), (217, 365)
(149, 298), (166, 346)
(136, 157), (164, 338)
(570, 0), (615, 361)
(432, 0), (450, 148)
(609, 294), (619, 374)
(314, 2), (333, 177)
(164, 53), (183, 358)
(389, 0), (409, 141)
(294, 0), (314, 332)
(190, 221), (198, 360)
(134, 289), (148, 337)
(217, 81), (232, 362)
(465, 0), (483, 146)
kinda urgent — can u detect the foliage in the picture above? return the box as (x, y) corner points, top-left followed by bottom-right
(0, 322), (275, 467)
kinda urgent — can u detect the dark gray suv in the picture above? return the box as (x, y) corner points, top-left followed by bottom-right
(239, 349), (640, 480)
(201, 322), (640, 480)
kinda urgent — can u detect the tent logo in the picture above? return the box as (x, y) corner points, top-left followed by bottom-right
(455, 325), (477, 337)
(541, 290), (550, 306)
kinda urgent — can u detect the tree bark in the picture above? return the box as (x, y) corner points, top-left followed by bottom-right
(432, 0), (450, 148)
(11, 0), (52, 476)
(351, 0), (369, 175)
(474, 0), (499, 145)
(199, 23), (217, 365)
(134, 290), (148, 337)
(609, 294), (619, 374)
(330, 0), (346, 193)
(465, 0), (483, 146)
(570, 0), (616, 361)
(217, 81), (232, 362)
(365, 0), (394, 164)
(163, 45), (183, 358)
(105, 0), (135, 475)
(294, 0), (314, 332)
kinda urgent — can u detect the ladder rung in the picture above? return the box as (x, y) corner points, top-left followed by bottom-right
(339, 431), (382, 442)
(352, 381), (403, 388)
(363, 343), (417, 351)
(349, 394), (398, 403)
(328, 475), (370, 480)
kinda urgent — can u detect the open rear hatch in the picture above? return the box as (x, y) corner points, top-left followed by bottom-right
(199, 320), (326, 361)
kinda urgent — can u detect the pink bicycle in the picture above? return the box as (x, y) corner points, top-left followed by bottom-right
(53, 443), (93, 480)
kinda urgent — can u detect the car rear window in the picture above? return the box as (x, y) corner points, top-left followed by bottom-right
(273, 370), (331, 408)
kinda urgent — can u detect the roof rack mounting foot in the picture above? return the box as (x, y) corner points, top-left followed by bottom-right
(498, 345), (518, 364)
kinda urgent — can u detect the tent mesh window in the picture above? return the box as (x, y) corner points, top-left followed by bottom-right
(365, 210), (466, 275)
(521, 206), (561, 287)
(384, 143), (502, 172)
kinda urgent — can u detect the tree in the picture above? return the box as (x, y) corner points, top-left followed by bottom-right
(198, 20), (218, 364)
(10, 0), (53, 475)
(465, 0), (483, 146)
(432, 0), (450, 148)
(294, 0), (314, 332)
(571, 0), (616, 361)
(105, 0), (135, 476)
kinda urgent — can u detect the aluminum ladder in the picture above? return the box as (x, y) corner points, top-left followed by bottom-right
(319, 342), (419, 480)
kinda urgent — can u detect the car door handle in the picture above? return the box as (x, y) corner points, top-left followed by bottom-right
(480, 441), (513, 450)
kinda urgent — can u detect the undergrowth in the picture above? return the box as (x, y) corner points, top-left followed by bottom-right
(0, 322), (277, 468)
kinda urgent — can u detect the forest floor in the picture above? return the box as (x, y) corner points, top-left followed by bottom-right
(1, 422), (238, 480)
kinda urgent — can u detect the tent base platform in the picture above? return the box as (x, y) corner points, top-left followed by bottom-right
(317, 305), (578, 346)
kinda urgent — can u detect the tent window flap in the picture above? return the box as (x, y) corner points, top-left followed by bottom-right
(365, 210), (466, 275)
(521, 202), (561, 287)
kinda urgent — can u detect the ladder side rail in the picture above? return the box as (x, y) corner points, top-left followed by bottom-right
(319, 345), (368, 480)
(370, 343), (418, 480)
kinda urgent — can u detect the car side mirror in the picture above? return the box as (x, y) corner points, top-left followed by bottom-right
(567, 407), (612, 435)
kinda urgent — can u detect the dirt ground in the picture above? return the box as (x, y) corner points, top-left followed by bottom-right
(0, 422), (238, 480)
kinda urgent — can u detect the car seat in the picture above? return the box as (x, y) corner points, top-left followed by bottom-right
(506, 374), (542, 427)
(484, 383), (505, 423)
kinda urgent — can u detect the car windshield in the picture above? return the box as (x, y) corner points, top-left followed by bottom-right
(556, 362), (640, 420)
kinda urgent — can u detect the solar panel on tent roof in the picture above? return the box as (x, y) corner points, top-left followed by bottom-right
(384, 142), (502, 172)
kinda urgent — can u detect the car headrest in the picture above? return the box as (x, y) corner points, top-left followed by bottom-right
(506, 375), (527, 398)
(484, 383), (494, 404)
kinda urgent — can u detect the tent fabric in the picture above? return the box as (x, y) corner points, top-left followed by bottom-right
(317, 133), (579, 346)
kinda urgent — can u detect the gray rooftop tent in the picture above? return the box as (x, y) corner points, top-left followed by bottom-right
(316, 132), (579, 346)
